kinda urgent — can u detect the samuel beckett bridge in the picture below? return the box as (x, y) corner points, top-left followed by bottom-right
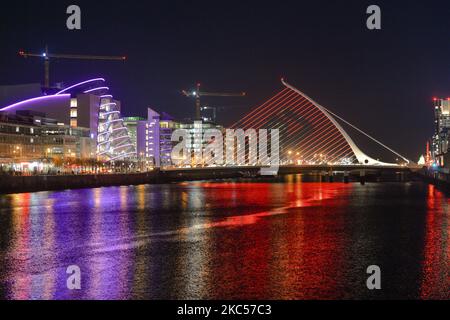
(164, 80), (417, 180)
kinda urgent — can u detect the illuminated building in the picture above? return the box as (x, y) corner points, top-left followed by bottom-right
(432, 98), (450, 167)
(179, 120), (224, 166)
(135, 108), (179, 167)
(0, 78), (135, 163)
(123, 117), (145, 157)
(0, 110), (91, 171)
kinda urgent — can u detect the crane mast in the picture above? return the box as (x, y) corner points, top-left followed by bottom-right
(182, 83), (246, 120)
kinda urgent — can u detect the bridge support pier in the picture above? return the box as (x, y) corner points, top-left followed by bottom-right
(360, 170), (366, 185)
(320, 171), (326, 183)
(344, 171), (349, 184)
(328, 170), (334, 183)
(396, 171), (406, 182)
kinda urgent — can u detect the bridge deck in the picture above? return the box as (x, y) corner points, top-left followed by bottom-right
(161, 165), (416, 175)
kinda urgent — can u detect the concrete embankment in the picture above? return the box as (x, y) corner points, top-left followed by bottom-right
(0, 167), (252, 194)
(0, 166), (417, 195)
(415, 168), (450, 190)
(0, 171), (159, 194)
(160, 167), (260, 182)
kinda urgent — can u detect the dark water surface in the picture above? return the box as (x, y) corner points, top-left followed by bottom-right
(0, 176), (448, 300)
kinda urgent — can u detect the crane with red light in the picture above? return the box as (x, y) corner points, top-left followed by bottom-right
(182, 83), (246, 121)
(18, 45), (127, 88)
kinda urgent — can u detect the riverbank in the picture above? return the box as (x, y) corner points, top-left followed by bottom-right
(415, 167), (450, 191)
(0, 167), (250, 194)
(0, 166), (415, 195)
(0, 171), (159, 194)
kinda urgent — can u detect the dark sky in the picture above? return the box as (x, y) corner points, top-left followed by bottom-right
(1, 0), (450, 160)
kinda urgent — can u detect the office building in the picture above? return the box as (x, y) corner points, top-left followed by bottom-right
(135, 108), (179, 167)
(0, 110), (92, 172)
(432, 98), (450, 166)
(0, 78), (135, 163)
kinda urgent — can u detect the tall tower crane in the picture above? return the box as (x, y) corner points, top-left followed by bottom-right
(182, 83), (246, 121)
(18, 45), (127, 88)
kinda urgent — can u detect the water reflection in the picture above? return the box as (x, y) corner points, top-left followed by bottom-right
(420, 185), (449, 299)
(0, 176), (448, 299)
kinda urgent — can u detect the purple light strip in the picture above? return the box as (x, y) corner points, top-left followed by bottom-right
(100, 103), (117, 109)
(113, 143), (134, 150)
(98, 127), (128, 136)
(103, 118), (124, 125)
(55, 78), (105, 95)
(98, 135), (129, 146)
(107, 152), (136, 162)
(100, 95), (113, 99)
(98, 149), (111, 156)
(102, 111), (120, 116)
(0, 94), (71, 112)
(84, 87), (109, 94)
(98, 141), (110, 146)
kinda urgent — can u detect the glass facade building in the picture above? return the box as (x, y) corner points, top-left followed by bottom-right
(432, 98), (450, 166)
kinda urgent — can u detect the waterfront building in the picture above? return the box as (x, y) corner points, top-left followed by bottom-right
(0, 78), (135, 163)
(123, 116), (145, 158)
(432, 98), (450, 167)
(179, 120), (224, 166)
(136, 108), (179, 167)
(0, 110), (92, 172)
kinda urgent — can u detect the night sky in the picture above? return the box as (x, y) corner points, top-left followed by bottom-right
(1, 0), (450, 160)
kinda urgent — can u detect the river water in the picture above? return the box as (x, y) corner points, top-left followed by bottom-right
(0, 176), (448, 300)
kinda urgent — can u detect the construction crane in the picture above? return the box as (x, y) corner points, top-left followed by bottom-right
(200, 104), (249, 123)
(18, 45), (126, 88)
(182, 83), (246, 121)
